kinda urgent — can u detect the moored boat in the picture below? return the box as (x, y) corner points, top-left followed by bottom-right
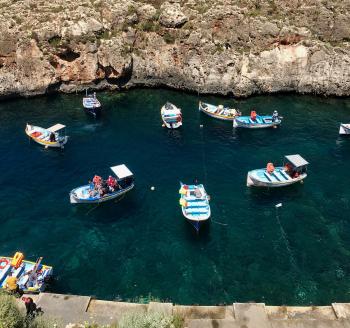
(247, 154), (309, 188)
(234, 110), (281, 128)
(0, 252), (53, 294)
(25, 123), (68, 149)
(179, 182), (211, 232)
(70, 164), (134, 204)
(83, 91), (101, 117)
(199, 101), (240, 121)
(161, 102), (182, 129)
(339, 123), (350, 135)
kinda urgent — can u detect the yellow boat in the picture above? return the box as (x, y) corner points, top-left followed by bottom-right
(0, 252), (53, 293)
(199, 101), (241, 121)
(25, 123), (68, 149)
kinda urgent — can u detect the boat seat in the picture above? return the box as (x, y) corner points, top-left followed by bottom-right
(0, 264), (11, 284)
(279, 170), (291, 180)
(185, 207), (209, 214)
(186, 201), (208, 207)
(263, 172), (272, 182)
(271, 172), (281, 182)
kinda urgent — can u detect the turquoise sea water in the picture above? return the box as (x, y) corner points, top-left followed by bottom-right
(1, 89), (350, 305)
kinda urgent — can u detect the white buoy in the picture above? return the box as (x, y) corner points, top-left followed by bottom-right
(151, 186), (155, 191)
(200, 124), (203, 128)
(275, 203), (282, 208)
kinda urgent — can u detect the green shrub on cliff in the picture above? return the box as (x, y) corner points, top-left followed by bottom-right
(118, 312), (184, 328)
(0, 292), (24, 328)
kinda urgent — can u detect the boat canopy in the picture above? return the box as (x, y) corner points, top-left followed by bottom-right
(47, 123), (66, 133)
(284, 154), (309, 168)
(110, 164), (133, 179)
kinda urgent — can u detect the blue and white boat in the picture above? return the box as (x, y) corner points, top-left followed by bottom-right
(83, 91), (101, 117)
(247, 154), (309, 188)
(70, 164), (134, 204)
(179, 182), (211, 232)
(0, 252), (53, 294)
(161, 102), (182, 129)
(234, 110), (281, 129)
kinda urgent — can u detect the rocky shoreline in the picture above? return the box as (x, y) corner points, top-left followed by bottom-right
(0, 0), (350, 98)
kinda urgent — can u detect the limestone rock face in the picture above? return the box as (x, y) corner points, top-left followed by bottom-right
(159, 2), (188, 28)
(0, 0), (350, 98)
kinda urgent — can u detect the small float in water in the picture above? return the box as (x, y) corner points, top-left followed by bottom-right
(247, 154), (309, 188)
(161, 102), (182, 129)
(179, 182), (211, 232)
(199, 101), (241, 121)
(234, 110), (281, 129)
(339, 123), (350, 135)
(25, 123), (68, 149)
(83, 91), (101, 118)
(70, 164), (134, 204)
(0, 252), (53, 294)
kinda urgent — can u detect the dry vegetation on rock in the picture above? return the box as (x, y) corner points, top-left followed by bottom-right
(0, 0), (349, 97)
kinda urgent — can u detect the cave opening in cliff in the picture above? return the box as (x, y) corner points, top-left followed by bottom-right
(57, 49), (80, 62)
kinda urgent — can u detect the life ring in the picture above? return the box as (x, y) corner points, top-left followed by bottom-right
(0, 258), (9, 269)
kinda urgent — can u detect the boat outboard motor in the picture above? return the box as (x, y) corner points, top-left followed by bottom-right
(272, 110), (279, 121)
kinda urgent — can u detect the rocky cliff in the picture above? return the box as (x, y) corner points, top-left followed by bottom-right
(0, 0), (350, 98)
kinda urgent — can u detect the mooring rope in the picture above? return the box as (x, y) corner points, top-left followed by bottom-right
(275, 207), (298, 271)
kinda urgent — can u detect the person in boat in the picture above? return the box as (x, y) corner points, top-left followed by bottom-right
(5, 272), (23, 296)
(93, 175), (102, 189)
(251, 110), (257, 121)
(272, 110), (279, 122)
(49, 132), (56, 142)
(194, 188), (202, 198)
(266, 162), (275, 174)
(107, 175), (118, 192)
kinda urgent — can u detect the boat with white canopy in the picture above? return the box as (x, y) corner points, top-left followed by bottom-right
(179, 182), (211, 232)
(199, 101), (240, 121)
(161, 102), (182, 129)
(339, 123), (350, 135)
(247, 154), (309, 187)
(70, 164), (134, 204)
(25, 123), (68, 149)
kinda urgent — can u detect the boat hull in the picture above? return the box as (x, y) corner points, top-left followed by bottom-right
(0, 257), (53, 293)
(339, 124), (350, 135)
(199, 102), (238, 121)
(234, 117), (281, 129)
(247, 169), (307, 187)
(70, 184), (134, 204)
(25, 125), (68, 148)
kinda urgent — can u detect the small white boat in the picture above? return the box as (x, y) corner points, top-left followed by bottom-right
(25, 123), (68, 149)
(179, 182), (211, 232)
(161, 102), (182, 129)
(70, 164), (134, 204)
(199, 101), (240, 121)
(83, 91), (101, 117)
(234, 110), (281, 129)
(339, 124), (350, 135)
(247, 154), (308, 188)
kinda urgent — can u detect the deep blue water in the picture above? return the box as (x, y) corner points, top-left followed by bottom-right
(1, 89), (350, 305)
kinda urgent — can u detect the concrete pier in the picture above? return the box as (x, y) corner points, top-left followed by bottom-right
(17, 293), (350, 327)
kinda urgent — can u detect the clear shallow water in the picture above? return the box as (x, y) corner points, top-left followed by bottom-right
(1, 89), (350, 305)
